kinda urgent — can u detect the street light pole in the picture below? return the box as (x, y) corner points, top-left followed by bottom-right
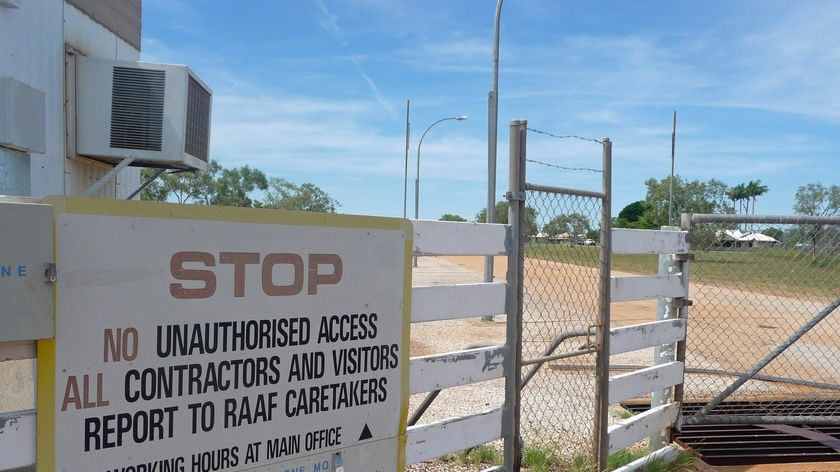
(414, 115), (468, 266)
(486, 0), (504, 284)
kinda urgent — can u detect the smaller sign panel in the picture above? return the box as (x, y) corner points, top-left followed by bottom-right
(0, 200), (53, 341)
(41, 199), (410, 472)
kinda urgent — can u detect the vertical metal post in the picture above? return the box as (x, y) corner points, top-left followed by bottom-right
(674, 215), (691, 417)
(504, 119), (525, 472)
(651, 228), (679, 450)
(668, 111), (676, 226)
(485, 0), (504, 289)
(403, 100), (410, 218)
(595, 137), (612, 471)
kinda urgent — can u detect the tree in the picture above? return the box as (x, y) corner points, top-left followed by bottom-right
(476, 201), (539, 237)
(140, 162), (340, 212)
(261, 178), (339, 213)
(727, 183), (748, 215)
(793, 183), (840, 217)
(542, 213), (591, 240)
(615, 201), (658, 229)
(763, 226), (784, 243)
(212, 165), (269, 207)
(745, 180), (769, 216)
(793, 183), (840, 255)
(644, 175), (733, 227)
(793, 183), (840, 254)
(618, 201), (647, 222)
(140, 160), (221, 204)
(439, 214), (467, 222)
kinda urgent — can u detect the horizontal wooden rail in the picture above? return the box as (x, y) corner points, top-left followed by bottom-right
(409, 345), (507, 395)
(611, 274), (686, 302)
(608, 362), (684, 404)
(609, 319), (686, 355)
(412, 220), (509, 256)
(0, 410), (36, 471)
(608, 402), (679, 455)
(611, 228), (688, 255)
(411, 283), (506, 323)
(406, 408), (504, 464)
(0, 341), (36, 361)
(612, 445), (681, 472)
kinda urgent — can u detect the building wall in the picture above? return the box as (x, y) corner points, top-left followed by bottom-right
(0, 0), (141, 199)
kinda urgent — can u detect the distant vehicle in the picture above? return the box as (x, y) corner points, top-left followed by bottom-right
(584, 239), (596, 246)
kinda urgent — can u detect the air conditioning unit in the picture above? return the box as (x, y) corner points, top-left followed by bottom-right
(75, 57), (212, 171)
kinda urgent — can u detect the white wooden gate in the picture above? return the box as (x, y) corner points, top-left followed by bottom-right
(406, 219), (516, 469)
(603, 228), (690, 470)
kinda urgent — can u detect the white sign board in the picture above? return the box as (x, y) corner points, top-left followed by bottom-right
(40, 199), (410, 472)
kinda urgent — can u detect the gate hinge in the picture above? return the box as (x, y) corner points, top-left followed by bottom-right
(674, 253), (695, 262)
(505, 191), (526, 201)
(671, 298), (694, 310)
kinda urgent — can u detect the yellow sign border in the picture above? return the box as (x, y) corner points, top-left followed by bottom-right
(37, 196), (413, 472)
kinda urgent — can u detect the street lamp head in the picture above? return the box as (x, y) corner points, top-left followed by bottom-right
(456, 115), (469, 121)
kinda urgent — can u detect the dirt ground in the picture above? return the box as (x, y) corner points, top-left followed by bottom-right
(407, 254), (840, 471)
(411, 254), (840, 394)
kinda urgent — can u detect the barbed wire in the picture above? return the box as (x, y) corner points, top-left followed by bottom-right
(527, 127), (603, 144)
(523, 127), (604, 173)
(526, 158), (603, 173)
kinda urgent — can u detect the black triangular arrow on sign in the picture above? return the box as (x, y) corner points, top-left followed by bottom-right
(358, 423), (373, 441)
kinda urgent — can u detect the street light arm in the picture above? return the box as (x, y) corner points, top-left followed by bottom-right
(492, 0), (503, 91)
(414, 115), (469, 221)
(417, 116), (463, 162)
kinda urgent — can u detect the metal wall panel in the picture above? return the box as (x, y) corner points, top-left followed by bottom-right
(65, 0), (140, 50)
(0, 200), (54, 342)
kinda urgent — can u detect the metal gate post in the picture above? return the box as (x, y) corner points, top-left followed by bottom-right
(502, 119), (526, 472)
(595, 138), (612, 471)
(651, 227), (680, 450)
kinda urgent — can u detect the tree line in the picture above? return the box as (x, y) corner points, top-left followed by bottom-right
(140, 160), (340, 213)
(440, 177), (840, 246)
(141, 162), (839, 241)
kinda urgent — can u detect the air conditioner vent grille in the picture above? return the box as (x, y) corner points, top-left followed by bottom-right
(185, 75), (211, 161)
(109, 66), (165, 151)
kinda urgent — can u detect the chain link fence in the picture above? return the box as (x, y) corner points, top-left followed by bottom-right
(683, 215), (840, 424)
(520, 189), (604, 462)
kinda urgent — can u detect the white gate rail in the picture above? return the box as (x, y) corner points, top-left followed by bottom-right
(405, 220), (511, 466)
(606, 228), (689, 458)
(0, 344), (37, 472)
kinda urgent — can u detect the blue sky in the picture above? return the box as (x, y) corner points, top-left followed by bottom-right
(141, 1), (840, 220)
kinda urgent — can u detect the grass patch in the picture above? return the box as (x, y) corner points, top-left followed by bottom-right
(567, 447), (697, 471)
(526, 243), (840, 299)
(454, 444), (502, 467)
(442, 443), (697, 471)
(521, 444), (559, 472)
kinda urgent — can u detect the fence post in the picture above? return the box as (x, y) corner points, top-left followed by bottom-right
(503, 119), (526, 472)
(596, 137), (612, 471)
(651, 227), (680, 450)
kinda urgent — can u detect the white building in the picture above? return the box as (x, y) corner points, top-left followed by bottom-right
(1, 0), (210, 199)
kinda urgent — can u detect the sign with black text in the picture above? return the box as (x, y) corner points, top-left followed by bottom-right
(39, 198), (410, 472)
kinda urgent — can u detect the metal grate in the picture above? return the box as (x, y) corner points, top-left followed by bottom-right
(185, 75), (211, 161)
(624, 400), (840, 466)
(109, 66), (165, 151)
